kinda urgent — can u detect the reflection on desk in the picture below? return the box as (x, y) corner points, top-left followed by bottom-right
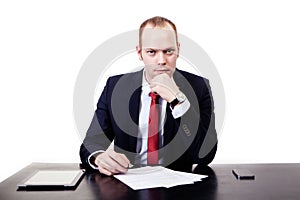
(84, 166), (218, 200)
(1, 163), (300, 200)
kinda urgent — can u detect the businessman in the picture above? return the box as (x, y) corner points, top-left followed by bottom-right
(80, 16), (217, 175)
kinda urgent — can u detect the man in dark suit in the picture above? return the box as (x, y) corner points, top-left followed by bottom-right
(80, 16), (217, 175)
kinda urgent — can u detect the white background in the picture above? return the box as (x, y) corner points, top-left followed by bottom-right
(1, 0), (300, 182)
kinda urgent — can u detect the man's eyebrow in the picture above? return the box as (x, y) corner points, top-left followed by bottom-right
(163, 47), (176, 51)
(143, 47), (176, 51)
(143, 48), (156, 50)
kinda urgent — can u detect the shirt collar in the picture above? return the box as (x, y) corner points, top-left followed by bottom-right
(141, 69), (151, 95)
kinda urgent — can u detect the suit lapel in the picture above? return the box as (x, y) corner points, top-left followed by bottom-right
(127, 70), (143, 152)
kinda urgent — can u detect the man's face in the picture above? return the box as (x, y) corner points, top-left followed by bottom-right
(137, 25), (179, 81)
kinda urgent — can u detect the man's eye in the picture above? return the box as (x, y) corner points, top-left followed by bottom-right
(146, 50), (155, 55)
(165, 49), (175, 55)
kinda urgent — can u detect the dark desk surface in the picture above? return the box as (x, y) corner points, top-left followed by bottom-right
(1, 163), (300, 200)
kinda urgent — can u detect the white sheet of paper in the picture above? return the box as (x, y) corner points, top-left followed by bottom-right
(114, 166), (208, 190)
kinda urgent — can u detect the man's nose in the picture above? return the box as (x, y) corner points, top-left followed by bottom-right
(157, 51), (166, 65)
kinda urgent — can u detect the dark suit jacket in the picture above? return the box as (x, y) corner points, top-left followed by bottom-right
(80, 69), (217, 172)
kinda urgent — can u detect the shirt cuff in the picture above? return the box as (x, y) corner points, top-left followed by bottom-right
(88, 150), (105, 169)
(170, 98), (190, 119)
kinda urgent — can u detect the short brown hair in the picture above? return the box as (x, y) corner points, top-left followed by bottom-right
(139, 16), (178, 48)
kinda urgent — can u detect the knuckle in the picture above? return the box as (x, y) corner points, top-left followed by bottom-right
(110, 162), (119, 170)
(119, 153), (125, 157)
(116, 153), (123, 160)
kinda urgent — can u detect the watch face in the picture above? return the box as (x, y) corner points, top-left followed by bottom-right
(176, 92), (186, 102)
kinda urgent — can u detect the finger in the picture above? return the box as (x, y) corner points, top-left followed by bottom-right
(104, 157), (128, 174)
(98, 159), (120, 174)
(152, 81), (170, 90)
(95, 154), (119, 174)
(98, 164), (113, 176)
(118, 153), (131, 166)
(149, 83), (156, 88)
(107, 150), (130, 166)
(150, 85), (160, 93)
(107, 150), (130, 170)
(95, 158), (114, 175)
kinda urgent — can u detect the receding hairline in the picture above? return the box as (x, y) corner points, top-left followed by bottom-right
(139, 16), (177, 31)
(141, 22), (175, 30)
(139, 16), (178, 47)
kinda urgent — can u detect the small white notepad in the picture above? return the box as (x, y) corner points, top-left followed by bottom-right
(18, 170), (85, 189)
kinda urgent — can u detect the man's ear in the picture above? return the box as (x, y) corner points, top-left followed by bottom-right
(136, 45), (143, 60)
(177, 42), (180, 58)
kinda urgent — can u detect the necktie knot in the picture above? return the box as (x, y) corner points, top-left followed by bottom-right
(149, 92), (159, 103)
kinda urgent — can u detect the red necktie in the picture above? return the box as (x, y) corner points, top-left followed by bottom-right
(148, 92), (159, 165)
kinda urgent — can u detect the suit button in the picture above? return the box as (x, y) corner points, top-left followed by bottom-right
(182, 124), (191, 136)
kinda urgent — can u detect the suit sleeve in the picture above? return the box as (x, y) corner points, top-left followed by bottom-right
(171, 76), (218, 168)
(190, 78), (218, 167)
(79, 77), (115, 170)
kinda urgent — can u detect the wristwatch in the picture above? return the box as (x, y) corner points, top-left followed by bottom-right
(170, 91), (186, 109)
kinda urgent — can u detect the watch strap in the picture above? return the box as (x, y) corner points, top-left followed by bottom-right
(170, 98), (179, 109)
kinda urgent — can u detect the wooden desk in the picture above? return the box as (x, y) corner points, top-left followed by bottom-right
(1, 163), (300, 200)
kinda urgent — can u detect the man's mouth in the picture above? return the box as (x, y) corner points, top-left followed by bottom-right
(155, 69), (170, 73)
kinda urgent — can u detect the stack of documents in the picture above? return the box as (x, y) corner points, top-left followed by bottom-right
(114, 166), (207, 190)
